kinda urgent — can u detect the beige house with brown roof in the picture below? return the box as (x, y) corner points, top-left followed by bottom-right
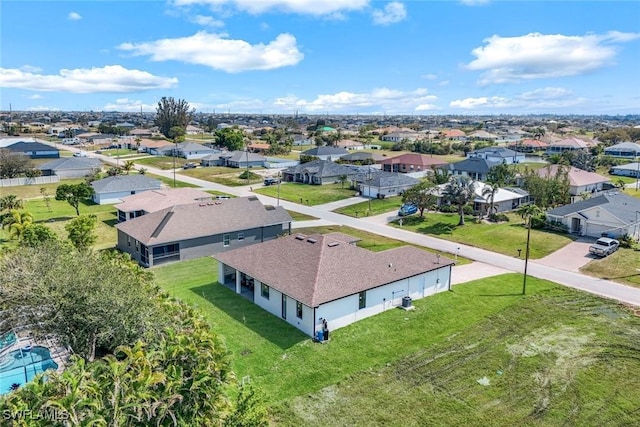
(114, 188), (213, 222)
(215, 233), (453, 337)
(115, 196), (292, 267)
(535, 165), (610, 201)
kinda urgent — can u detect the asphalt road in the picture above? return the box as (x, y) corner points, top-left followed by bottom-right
(54, 144), (640, 307)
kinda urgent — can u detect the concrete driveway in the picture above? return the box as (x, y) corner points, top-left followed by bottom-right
(535, 237), (598, 272)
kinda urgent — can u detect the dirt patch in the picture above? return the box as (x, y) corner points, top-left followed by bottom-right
(290, 385), (346, 424)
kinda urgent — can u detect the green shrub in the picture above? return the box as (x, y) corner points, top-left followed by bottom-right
(489, 213), (510, 223)
(531, 214), (547, 229)
(618, 234), (636, 248)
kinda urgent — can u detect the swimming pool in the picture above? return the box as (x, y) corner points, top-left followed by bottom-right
(0, 331), (17, 351)
(0, 346), (58, 395)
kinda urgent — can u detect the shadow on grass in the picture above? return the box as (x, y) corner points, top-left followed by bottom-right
(37, 216), (74, 223)
(189, 283), (306, 350)
(102, 218), (118, 227)
(416, 222), (456, 235)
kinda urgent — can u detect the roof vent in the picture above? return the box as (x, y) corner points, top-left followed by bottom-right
(295, 235), (305, 240)
(327, 242), (340, 247)
(307, 238), (317, 244)
(248, 196), (259, 201)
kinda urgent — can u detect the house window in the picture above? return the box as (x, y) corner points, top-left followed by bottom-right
(135, 240), (139, 252)
(296, 301), (303, 319)
(261, 284), (270, 299)
(358, 291), (366, 309)
(127, 235), (131, 247)
(223, 234), (230, 247)
(238, 232), (244, 241)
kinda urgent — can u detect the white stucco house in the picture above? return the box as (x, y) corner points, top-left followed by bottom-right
(91, 175), (162, 205)
(215, 232), (454, 338)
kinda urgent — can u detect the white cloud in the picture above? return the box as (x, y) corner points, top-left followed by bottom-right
(372, 2), (406, 26)
(118, 32), (303, 73)
(102, 98), (156, 112)
(191, 14), (225, 27)
(0, 65), (179, 93)
(450, 86), (587, 111)
(273, 87), (438, 113)
(421, 73), (438, 80)
(460, 0), (490, 6)
(438, 80), (450, 86)
(172, 0), (369, 16)
(68, 12), (82, 20)
(27, 94), (43, 99)
(467, 31), (640, 84)
(27, 106), (60, 111)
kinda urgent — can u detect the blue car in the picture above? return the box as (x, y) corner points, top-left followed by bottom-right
(398, 203), (418, 217)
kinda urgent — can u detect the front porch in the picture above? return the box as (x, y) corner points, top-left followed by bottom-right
(220, 265), (254, 301)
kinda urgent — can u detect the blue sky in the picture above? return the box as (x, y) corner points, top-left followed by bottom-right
(1, 1), (639, 115)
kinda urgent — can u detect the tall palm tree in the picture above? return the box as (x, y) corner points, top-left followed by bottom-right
(0, 194), (24, 211)
(517, 203), (543, 295)
(3, 210), (34, 239)
(481, 181), (500, 218)
(122, 160), (135, 175)
(442, 176), (476, 226)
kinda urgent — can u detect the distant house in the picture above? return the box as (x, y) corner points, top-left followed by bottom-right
(185, 125), (204, 135)
(5, 141), (60, 159)
(114, 188), (213, 222)
(91, 175), (162, 205)
(115, 196), (292, 267)
(300, 146), (349, 161)
(508, 139), (549, 153)
(442, 129), (467, 141)
(546, 192), (640, 239)
(339, 151), (385, 165)
(380, 132), (422, 142)
(604, 142), (640, 159)
(380, 153), (447, 174)
(433, 181), (530, 214)
(467, 146), (525, 164)
(247, 143), (271, 153)
(38, 157), (102, 178)
(545, 137), (593, 155)
(609, 162), (640, 178)
(115, 122), (136, 129)
(129, 128), (154, 138)
(215, 232), (453, 337)
(292, 134), (314, 146)
(535, 165), (610, 201)
(352, 171), (419, 198)
(282, 160), (356, 185)
(174, 142), (218, 159)
(467, 130), (498, 141)
(335, 139), (364, 150)
(442, 157), (500, 181)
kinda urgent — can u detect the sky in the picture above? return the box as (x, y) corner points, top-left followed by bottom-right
(1, 0), (639, 115)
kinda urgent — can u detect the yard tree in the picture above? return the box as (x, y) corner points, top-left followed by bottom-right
(442, 176), (476, 226)
(20, 223), (58, 247)
(0, 194), (24, 211)
(55, 182), (94, 215)
(517, 203), (543, 295)
(215, 127), (245, 151)
(338, 174), (349, 189)
(0, 148), (32, 178)
(2, 210), (33, 239)
(154, 96), (194, 138)
(521, 166), (570, 209)
(486, 163), (515, 186)
(481, 182), (500, 218)
(65, 214), (98, 251)
(402, 180), (436, 218)
(122, 160), (135, 174)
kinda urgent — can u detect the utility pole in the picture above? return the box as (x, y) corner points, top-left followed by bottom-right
(522, 215), (532, 295)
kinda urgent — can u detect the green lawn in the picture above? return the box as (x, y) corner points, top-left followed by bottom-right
(180, 167), (266, 186)
(0, 178), (86, 200)
(392, 212), (575, 259)
(254, 182), (356, 206)
(154, 258), (640, 426)
(135, 156), (191, 170)
(334, 196), (402, 217)
(0, 197), (117, 250)
(146, 173), (199, 188)
(286, 210), (317, 221)
(99, 149), (143, 158)
(580, 247), (640, 288)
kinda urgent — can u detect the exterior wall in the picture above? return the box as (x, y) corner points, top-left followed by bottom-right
(93, 188), (161, 205)
(116, 230), (145, 266)
(252, 282), (314, 336)
(609, 166), (639, 177)
(553, 207), (628, 237)
(315, 268), (451, 336)
(49, 168), (100, 178)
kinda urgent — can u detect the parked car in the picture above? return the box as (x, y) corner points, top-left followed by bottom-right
(588, 237), (620, 257)
(73, 152), (88, 157)
(183, 162), (197, 169)
(398, 203), (418, 217)
(264, 177), (280, 186)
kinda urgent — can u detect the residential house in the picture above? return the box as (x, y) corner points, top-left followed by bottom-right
(38, 157), (102, 178)
(433, 181), (529, 214)
(467, 130), (498, 141)
(116, 196), (292, 267)
(544, 137), (593, 155)
(129, 128), (154, 138)
(380, 153), (447, 174)
(91, 175), (162, 205)
(609, 162), (640, 178)
(535, 165), (610, 201)
(339, 151), (385, 165)
(185, 125), (204, 135)
(442, 157), (500, 181)
(5, 141), (60, 159)
(380, 132), (423, 142)
(352, 171), (420, 199)
(467, 146), (525, 165)
(215, 232), (454, 337)
(546, 192), (640, 239)
(223, 151), (266, 168)
(137, 139), (171, 153)
(175, 142), (218, 159)
(114, 188), (213, 222)
(335, 139), (365, 150)
(442, 129), (467, 141)
(282, 160), (356, 185)
(604, 142), (640, 159)
(247, 143), (271, 153)
(508, 139), (549, 153)
(300, 146), (349, 161)
(292, 134), (314, 146)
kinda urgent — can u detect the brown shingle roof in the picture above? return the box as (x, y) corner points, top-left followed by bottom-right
(115, 196), (292, 246)
(380, 153), (447, 167)
(215, 233), (453, 307)
(114, 188), (213, 213)
(536, 165), (609, 187)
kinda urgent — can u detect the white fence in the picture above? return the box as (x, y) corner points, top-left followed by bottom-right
(0, 176), (60, 187)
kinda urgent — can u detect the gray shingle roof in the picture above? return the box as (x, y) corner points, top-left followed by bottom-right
(353, 171), (419, 188)
(284, 160), (355, 177)
(91, 175), (162, 193)
(469, 146), (518, 158)
(114, 188), (213, 213)
(547, 192), (640, 224)
(6, 141), (59, 153)
(115, 196), (292, 246)
(445, 157), (500, 174)
(215, 233), (454, 307)
(221, 151), (266, 162)
(301, 146), (349, 156)
(38, 157), (102, 171)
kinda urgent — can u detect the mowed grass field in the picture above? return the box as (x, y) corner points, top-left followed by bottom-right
(254, 182), (356, 206)
(394, 212), (576, 259)
(154, 257), (640, 426)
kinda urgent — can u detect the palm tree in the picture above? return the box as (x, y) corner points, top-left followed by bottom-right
(338, 174), (349, 189)
(442, 176), (476, 226)
(3, 210), (34, 239)
(0, 194), (24, 211)
(481, 181), (499, 218)
(122, 160), (135, 175)
(517, 203), (543, 295)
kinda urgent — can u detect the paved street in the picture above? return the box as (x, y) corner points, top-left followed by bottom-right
(46, 143), (640, 307)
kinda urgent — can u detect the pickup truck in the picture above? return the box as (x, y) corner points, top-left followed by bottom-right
(588, 237), (620, 257)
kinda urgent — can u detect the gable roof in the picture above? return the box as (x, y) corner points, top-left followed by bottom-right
(38, 157), (102, 171)
(114, 188), (213, 213)
(284, 159), (355, 177)
(604, 142), (640, 153)
(469, 146), (518, 158)
(547, 192), (640, 224)
(536, 165), (609, 187)
(215, 233), (453, 307)
(445, 157), (500, 173)
(380, 153), (447, 167)
(115, 196), (292, 246)
(220, 151), (266, 162)
(353, 171), (420, 188)
(301, 146), (349, 156)
(91, 175), (162, 194)
(6, 141), (59, 152)
(340, 151), (385, 162)
(175, 142), (215, 152)
(548, 137), (591, 149)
